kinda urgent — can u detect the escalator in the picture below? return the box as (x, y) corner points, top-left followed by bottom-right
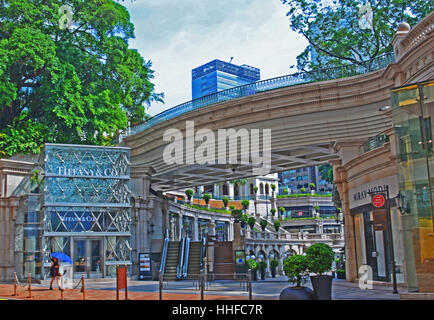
(163, 241), (181, 280)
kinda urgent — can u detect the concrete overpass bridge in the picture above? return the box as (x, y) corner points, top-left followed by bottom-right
(120, 17), (433, 192)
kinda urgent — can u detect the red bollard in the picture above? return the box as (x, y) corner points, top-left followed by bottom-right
(27, 273), (33, 298)
(81, 275), (85, 300)
(12, 272), (18, 296)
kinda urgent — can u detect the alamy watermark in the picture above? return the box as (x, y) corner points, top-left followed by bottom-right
(358, 265), (374, 290)
(163, 121), (272, 176)
(358, 5), (373, 30)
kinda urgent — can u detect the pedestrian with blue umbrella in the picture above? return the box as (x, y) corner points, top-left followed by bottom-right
(49, 252), (72, 290)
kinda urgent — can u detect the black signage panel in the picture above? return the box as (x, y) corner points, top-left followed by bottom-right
(138, 252), (152, 280)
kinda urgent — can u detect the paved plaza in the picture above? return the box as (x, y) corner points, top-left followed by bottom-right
(0, 276), (402, 300)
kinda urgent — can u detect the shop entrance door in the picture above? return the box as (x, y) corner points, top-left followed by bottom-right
(364, 212), (388, 282)
(73, 238), (103, 278)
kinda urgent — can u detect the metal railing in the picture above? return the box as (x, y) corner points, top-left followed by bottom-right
(159, 234), (170, 275)
(176, 237), (186, 279)
(199, 236), (207, 272)
(118, 52), (394, 140)
(182, 237), (191, 278)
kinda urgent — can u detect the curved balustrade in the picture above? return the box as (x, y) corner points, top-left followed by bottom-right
(119, 52), (394, 140)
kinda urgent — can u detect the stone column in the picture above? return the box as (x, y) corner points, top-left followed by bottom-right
(331, 159), (358, 282)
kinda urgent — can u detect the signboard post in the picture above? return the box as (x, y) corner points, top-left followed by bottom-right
(138, 253), (152, 280)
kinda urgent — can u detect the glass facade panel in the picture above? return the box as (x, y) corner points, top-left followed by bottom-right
(392, 80), (434, 292)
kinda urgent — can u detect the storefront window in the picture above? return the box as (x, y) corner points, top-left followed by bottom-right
(392, 80), (434, 292)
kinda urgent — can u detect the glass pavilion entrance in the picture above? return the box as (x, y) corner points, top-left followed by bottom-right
(21, 144), (133, 280)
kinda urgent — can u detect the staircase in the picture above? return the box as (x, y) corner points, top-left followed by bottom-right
(213, 241), (234, 280)
(187, 241), (202, 279)
(164, 241), (180, 280)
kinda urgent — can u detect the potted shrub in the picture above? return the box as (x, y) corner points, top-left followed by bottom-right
(282, 188), (289, 195)
(222, 197), (229, 208)
(247, 217), (256, 229)
(309, 183), (316, 190)
(300, 187), (306, 193)
(306, 243), (335, 300)
(253, 186), (258, 194)
(270, 259), (279, 278)
(259, 219), (268, 231)
(247, 259), (258, 281)
(280, 255), (314, 300)
(202, 193), (212, 205)
(241, 199), (250, 211)
(270, 208), (276, 217)
(231, 209), (243, 222)
(273, 220), (281, 232)
(240, 214), (248, 228)
(270, 184), (276, 196)
(336, 269), (346, 279)
(279, 207), (285, 218)
(258, 261), (267, 280)
(313, 205), (320, 217)
(185, 189), (194, 202)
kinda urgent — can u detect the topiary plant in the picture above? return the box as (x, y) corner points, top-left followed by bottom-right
(258, 261), (267, 271)
(240, 214), (249, 223)
(271, 184), (276, 191)
(300, 187), (306, 193)
(185, 189), (194, 200)
(283, 255), (309, 287)
(305, 243), (335, 276)
(259, 219), (268, 231)
(241, 199), (250, 209)
(231, 209), (243, 221)
(309, 183), (316, 189)
(247, 259), (258, 271)
(270, 208), (276, 216)
(202, 193), (212, 204)
(222, 197), (229, 207)
(271, 259), (279, 269)
(273, 220), (281, 231)
(248, 217), (256, 229)
(282, 188), (289, 194)
(253, 186), (259, 194)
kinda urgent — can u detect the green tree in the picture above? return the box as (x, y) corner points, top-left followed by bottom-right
(281, 0), (432, 71)
(318, 164), (334, 184)
(0, 0), (163, 157)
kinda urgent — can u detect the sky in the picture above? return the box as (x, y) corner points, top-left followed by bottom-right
(121, 0), (308, 116)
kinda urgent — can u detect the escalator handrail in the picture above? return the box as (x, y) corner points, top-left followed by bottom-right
(159, 236), (170, 274)
(199, 236), (207, 271)
(176, 237), (186, 279)
(182, 238), (190, 278)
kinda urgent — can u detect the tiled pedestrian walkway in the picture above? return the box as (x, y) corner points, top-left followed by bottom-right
(0, 284), (248, 300)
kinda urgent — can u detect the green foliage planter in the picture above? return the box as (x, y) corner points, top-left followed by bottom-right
(273, 220), (281, 232)
(247, 259), (258, 281)
(258, 261), (267, 280)
(185, 189), (194, 201)
(336, 269), (346, 279)
(241, 199), (250, 210)
(231, 209), (243, 222)
(306, 243), (335, 300)
(202, 193), (212, 204)
(259, 219), (268, 231)
(270, 259), (279, 278)
(247, 217), (256, 230)
(280, 255), (314, 300)
(222, 197), (229, 207)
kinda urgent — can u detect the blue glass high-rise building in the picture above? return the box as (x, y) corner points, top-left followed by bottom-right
(192, 59), (260, 100)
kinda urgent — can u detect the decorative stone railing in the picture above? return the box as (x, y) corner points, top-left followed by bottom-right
(401, 12), (434, 56)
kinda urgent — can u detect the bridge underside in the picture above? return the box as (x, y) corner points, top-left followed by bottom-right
(128, 99), (391, 191)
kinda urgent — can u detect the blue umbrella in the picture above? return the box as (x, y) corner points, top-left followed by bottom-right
(51, 252), (72, 264)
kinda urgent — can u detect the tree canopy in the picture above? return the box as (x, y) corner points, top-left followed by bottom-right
(281, 0), (432, 71)
(0, 0), (162, 157)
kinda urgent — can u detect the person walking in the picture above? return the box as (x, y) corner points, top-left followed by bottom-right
(49, 257), (62, 290)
